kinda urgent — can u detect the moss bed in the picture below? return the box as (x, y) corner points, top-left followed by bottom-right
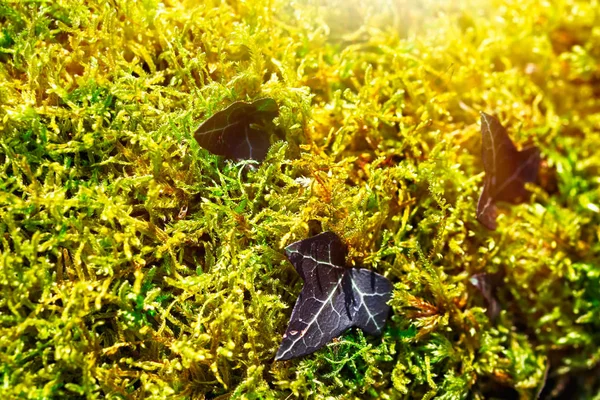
(1, 0), (600, 398)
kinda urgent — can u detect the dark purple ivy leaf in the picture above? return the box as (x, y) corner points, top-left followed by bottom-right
(194, 98), (278, 161)
(477, 112), (541, 230)
(535, 359), (550, 399)
(469, 272), (503, 321)
(275, 232), (393, 361)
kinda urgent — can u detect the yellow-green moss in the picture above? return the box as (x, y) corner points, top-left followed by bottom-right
(1, 0), (599, 398)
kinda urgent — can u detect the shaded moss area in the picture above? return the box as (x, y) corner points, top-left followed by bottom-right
(1, 0), (599, 398)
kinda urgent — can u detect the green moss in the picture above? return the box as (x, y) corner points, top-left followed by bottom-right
(1, 0), (599, 398)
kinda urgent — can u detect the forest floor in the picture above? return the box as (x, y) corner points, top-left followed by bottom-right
(1, 0), (599, 398)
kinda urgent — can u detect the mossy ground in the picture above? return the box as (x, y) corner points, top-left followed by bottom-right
(1, 0), (600, 398)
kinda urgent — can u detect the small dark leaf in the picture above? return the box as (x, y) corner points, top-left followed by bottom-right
(535, 359), (550, 399)
(275, 232), (393, 361)
(194, 98), (278, 161)
(477, 112), (541, 230)
(469, 272), (503, 320)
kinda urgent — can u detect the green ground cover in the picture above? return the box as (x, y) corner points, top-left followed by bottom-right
(1, 0), (599, 398)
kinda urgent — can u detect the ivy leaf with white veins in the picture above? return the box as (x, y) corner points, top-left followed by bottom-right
(194, 98), (279, 161)
(275, 232), (393, 361)
(477, 112), (541, 230)
(469, 272), (503, 321)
